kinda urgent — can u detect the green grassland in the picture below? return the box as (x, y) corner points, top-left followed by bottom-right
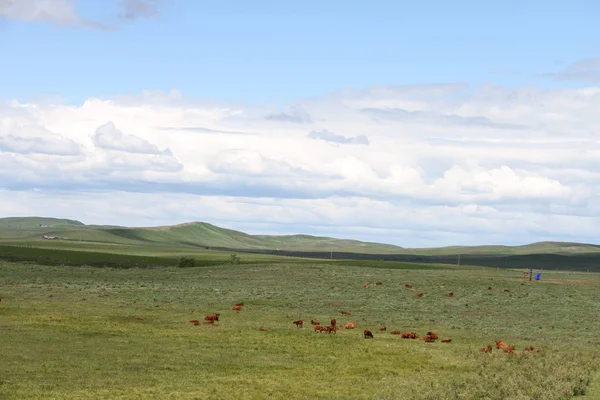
(2, 256), (600, 399)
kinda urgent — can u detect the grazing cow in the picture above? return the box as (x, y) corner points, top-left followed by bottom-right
(375, 282), (383, 286)
(447, 292), (454, 298)
(259, 327), (268, 332)
(234, 302), (244, 307)
(505, 346), (516, 354)
(135, 317), (144, 321)
(204, 313), (220, 322)
(340, 311), (351, 316)
(480, 344), (493, 353)
(326, 326), (339, 334)
(488, 286), (493, 290)
(421, 336), (435, 342)
(311, 320), (320, 325)
(523, 346), (541, 353)
(401, 332), (418, 339)
(390, 330), (402, 335)
(0, 295), (2, 302)
(231, 305), (243, 311)
(314, 325), (328, 333)
(190, 320), (200, 326)
(293, 320), (303, 328)
(503, 289), (510, 293)
(405, 284), (413, 289)
(495, 340), (509, 350)
(363, 330), (374, 339)
(416, 293), (424, 298)
(364, 284), (370, 289)
(330, 318), (337, 327)
(344, 321), (356, 329)
(378, 327), (387, 332)
(426, 331), (439, 340)
(441, 339), (452, 343)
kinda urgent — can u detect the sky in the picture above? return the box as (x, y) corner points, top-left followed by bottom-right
(0, 0), (599, 248)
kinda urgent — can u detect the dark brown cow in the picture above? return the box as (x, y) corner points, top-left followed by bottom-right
(326, 326), (339, 334)
(314, 325), (327, 333)
(363, 330), (374, 339)
(405, 284), (413, 289)
(390, 330), (402, 335)
(311, 320), (320, 325)
(426, 331), (439, 340)
(204, 313), (220, 322)
(447, 292), (454, 297)
(378, 327), (386, 332)
(293, 320), (303, 328)
(234, 302), (244, 307)
(259, 327), (268, 332)
(330, 318), (337, 327)
(401, 332), (418, 339)
(416, 293), (424, 298)
(190, 319), (200, 326)
(441, 339), (452, 343)
(375, 282), (383, 286)
(340, 311), (351, 316)
(231, 305), (243, 311)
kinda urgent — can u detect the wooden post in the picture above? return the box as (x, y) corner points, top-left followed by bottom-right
(529, 268), (533, 281)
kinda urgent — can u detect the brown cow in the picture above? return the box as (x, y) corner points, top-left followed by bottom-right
(416, 293), (424, 298)
(401, 332), (418, 339)
(340, 311), (351, 316)
(234, 302), (244, 307)
(378, 327), (387, 332)
(441, 339), (452, 343)
(405, 284), (413, 288)
(488, 286), (493, 290)
(503, 289), (510, 293)
(259, 327), (268, 332)
(293, 320), (303, 328)
(344, 321), (356, 329)
(326, 326), (339, 334)
(311, 320), (320, 325)
(364, 284), (370, 289)
(495, 340), (509, 350)
(330, 318), (337, 327)
(426, 331), (439, 340)
(231, 305), (243, 311)
(375, 282), (383, 286)
(314, 325), (328, 333)
(363, 330), (374, 339)
(447, 292), (454, 298)
(390, 330), (402, 335)
(481, 344), (493, 353)
(190, 320), (200, 326)
(204, 313), (220, 322)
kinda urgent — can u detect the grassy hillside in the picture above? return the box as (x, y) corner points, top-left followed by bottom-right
(1, 216), (600, 258)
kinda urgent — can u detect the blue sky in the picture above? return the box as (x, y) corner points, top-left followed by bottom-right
(0, 0), (599, 247)
(1, 0), (599, 104)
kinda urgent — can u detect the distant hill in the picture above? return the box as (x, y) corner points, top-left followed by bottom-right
(0, 216), (599, 256)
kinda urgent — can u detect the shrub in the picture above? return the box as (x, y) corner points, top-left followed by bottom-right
(177, 256), (197, 268)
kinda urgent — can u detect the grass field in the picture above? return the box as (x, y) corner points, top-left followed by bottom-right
(2, 255), (600, 399)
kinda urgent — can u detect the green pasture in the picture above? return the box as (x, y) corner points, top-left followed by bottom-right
(2, 257), (600, 399)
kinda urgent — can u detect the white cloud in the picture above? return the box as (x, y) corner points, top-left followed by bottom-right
(0, 0), (109, 28)
(1, 83), (600, 246)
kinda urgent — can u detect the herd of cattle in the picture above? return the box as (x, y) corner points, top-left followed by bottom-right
(187, 279), (541, 354)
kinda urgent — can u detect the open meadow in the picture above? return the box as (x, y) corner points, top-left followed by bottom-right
(2, 253), (600, 399)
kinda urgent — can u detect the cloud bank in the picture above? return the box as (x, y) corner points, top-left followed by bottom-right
(1, 83), (600, 247)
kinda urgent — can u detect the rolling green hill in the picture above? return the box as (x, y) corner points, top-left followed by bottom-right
(1, 216), (599, 257)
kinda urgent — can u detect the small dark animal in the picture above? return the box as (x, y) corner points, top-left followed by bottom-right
(234, 302), (244, 307)
(416, 293), (424, 298)
(390, 330), (402, 335)
(232, 305), (243, 311)
(259, 327), (268, 332)
(378, 327), (386, 331)
(488, 286), (493, 290)
(441, 339), (452, 343)
(503, 289), (510, 293)
(311, 320), (320, 325)
(426, 331), (439, 340)
(293, 320), (303, 328)
(375, 282), (383, 286)
(405, 284), (413, 288)
(190, 320), (200, 326)
(330, 318), (337, 327)
(326, 326), (339, 334)
(447, 292), (454, 297)
(135, 317), (144, 321)
(340, 311), (351, 316)
(363, 330), (374, 339)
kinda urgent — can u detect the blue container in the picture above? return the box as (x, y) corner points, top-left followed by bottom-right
(535, 273), (542, 281)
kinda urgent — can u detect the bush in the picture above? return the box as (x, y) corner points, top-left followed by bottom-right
(229, 253), (240, 264)
(177, 256), (197, 268)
